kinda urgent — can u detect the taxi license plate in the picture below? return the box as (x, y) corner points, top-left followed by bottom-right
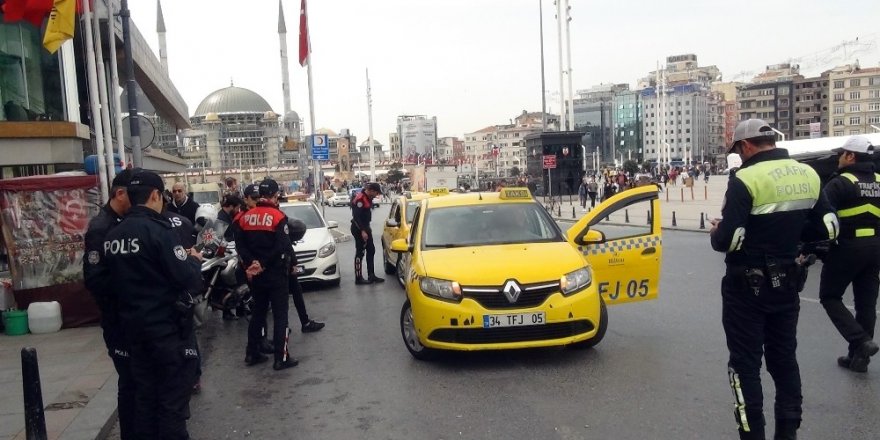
(294, 265), (305, 274)
(483, 312), (545, 328)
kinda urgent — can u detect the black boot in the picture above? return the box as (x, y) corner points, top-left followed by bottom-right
(368, 274), (385, 283)
(849, 340), (879, 373)
(355, 257), (371, 285)
(774, 419), (799, 440)
(244, 352), (268, 366)
(273, 358), (299, 370)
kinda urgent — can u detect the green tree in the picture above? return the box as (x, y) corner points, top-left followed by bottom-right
(510, 166), (521, 177)
(622, 160), (639, 175)
(387, 168), (405, 184)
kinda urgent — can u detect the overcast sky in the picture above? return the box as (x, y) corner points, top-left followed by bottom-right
(128, 0), (879, 144)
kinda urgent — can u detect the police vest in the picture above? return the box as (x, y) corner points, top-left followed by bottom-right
(736, 158), (821, 216)
(837, 172), (880, 238)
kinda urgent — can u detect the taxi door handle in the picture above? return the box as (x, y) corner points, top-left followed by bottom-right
(641, 247), (656, 256)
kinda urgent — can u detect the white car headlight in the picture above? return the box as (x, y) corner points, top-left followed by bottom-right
(419, 277), (462, 302)
(560, 267), (592, 296)
(318, 242), (336, 258)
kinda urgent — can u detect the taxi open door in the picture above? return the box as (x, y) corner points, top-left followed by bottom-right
(566, 185), (662, 305)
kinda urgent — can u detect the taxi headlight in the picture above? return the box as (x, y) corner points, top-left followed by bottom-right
(317, 242), (336, 258)
(419, 277), (462, 302)
(560, 267), (592, 296)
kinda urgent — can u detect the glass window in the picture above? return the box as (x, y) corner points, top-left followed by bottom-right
(850, 91), (861, 100)
(834, 93), (844, 101)
(0, 19), (64, 121)
(834, 80), (845, 89)
(849, 116), (861, 125)
(421, 203), (563, 248)
(279, 204), (326, 229)
(850, 79), (861, 87)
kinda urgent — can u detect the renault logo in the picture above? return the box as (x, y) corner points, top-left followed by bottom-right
(502, 280), (522, 304)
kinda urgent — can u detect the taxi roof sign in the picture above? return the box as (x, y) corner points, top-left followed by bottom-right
(429, 187), (450, 196)
(499, 187), (532, 200)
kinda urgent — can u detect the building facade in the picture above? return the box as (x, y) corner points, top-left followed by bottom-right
(611, 90), (642, 163)
(793, 74), (829, 139)
(640, 83), (711, 165)
(573, 84), (628, 160)
(736, 80), (795, 140)
(638, 54), (721, 89)
(396, 115), (437, 162)
(827, 64), (880, 137)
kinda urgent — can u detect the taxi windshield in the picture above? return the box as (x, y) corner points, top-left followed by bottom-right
(422, 203), (563, 248)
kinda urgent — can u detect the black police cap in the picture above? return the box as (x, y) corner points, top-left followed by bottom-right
(365, 182), (382, 194)
(128, 171), (165, 192)
(243, 184), (259, 199)
(258, 178), (280, 196)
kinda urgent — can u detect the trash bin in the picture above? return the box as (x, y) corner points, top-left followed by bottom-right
(2, 309), (29, 336)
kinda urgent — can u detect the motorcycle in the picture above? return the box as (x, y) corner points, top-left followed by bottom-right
(193, 218), (251, 326)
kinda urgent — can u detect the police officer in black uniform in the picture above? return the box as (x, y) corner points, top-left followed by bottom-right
(235, 178), (298, 370)
(819, 136), (880, 373)
(351, 182), (384, 285)
(83, 168), (136, 440)
(710, 119), (838, 440)
(102, 171), (204, 440)
(287, 218), (325, 332)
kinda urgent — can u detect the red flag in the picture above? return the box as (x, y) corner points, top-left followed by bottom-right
(2, 0), (53, 28)
(298, 0), (310, 66)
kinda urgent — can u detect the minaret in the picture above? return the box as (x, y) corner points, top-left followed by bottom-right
(157, 0), (168, 76)
(278, 0), (292, 115)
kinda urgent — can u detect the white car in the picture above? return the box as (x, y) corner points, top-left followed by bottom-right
(279, 201), (341, 287)
(327, 192), (351, 207)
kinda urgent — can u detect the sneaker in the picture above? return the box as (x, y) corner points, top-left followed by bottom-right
(244, 353), (268, 366)
(302, 320), (325, 333)
(368, 275), (385, 283)
(273, 358), (299, 370)
(849, 340), (879, 373)
(355, 278), (373, 285)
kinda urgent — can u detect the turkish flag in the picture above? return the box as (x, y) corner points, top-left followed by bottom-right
(2, 0), (53, 28)
(298, 0), (310, 66)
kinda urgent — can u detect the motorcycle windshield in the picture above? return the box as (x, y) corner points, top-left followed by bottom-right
(196, 218), (229, 251)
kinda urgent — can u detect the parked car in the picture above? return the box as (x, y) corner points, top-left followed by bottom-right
(327, 192), (351, 207)
(278, 201), (341, 287)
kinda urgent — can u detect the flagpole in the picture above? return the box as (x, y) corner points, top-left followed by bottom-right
(107, 2), (127, 167)
(93, 1), (116, 183)
(303, 0), (319, 202)
(82, 0), (110, 202)
(366, 68), (376, 181)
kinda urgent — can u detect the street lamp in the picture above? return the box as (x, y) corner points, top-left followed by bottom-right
(770, 127), (786, 142)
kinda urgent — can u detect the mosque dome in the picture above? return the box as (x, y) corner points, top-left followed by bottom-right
(204, 112), (220, 122)
(194, 86), (273, 117)
(283, 110), (300, 123)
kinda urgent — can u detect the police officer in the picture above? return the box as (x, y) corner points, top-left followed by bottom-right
(819, 136), (880, 373)
(83, 168), (136, 439)
(102, 171), (204, 440)
(235, 178), (298, 370)
(351, 182), (384, 285)
(710, 119), (838, 440)
(287, 218), (325, 332)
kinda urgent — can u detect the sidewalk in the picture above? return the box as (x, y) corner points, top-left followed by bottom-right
(549, 175), (728, 232)
(0, 326), (117, 440)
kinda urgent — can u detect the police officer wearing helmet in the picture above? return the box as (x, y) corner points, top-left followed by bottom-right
(83, 168), (136, 439)
(819, 136), (880, 373)
(102, 171), (204, 440)
(235, 178), (299, 370)
(710, 119), (838, 440)
(351, 182), (384, 285)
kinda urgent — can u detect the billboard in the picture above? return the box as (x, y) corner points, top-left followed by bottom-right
(398, 116), (437, 161)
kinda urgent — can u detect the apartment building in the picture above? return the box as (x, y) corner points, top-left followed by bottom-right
(793, 74), (829, 139)
(827, 64), (880, 137)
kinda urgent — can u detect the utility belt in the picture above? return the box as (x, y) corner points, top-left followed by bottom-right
(727, 254), (816, 295)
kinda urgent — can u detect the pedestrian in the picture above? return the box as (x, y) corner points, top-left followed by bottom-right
(286, 218), (325, 333)
(709, 119), (838, 440)
(587, 178), (598, 208)
(83, 168), (136, 440)
(819, 136), (880, 373)
(102, 171), (204, 440)
(217, 194), (243, 226)
(578, 180), (587, 211)
(168, 182), (199, 225)
(235, 178), (299, 371)
(351, 182), (385, 285)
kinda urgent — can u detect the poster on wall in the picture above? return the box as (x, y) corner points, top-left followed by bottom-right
(0, 175), (100, 290)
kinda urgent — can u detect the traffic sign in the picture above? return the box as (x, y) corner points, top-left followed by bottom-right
(311, 134), (329, 160)
(542, 155), (556, 169)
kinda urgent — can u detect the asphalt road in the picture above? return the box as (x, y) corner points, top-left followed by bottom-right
(110, 203), (879, 440)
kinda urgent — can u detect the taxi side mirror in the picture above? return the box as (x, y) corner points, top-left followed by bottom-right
(390, 238), (409, 253)
(386, 219), (399, 228)
(327, 220), (338, 229)
(578, 229), (605, 245)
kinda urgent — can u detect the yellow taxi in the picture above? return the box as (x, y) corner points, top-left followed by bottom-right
(381, 188), (449, 286)
(389, 186), (662, 360)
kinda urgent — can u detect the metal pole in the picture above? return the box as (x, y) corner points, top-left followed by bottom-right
(120, 0), (142, 167)
(366, 68), (376, 181)
(303, 0), (320, 203)
(539, 0), (546, 132)
(21, 348), (47, 440)
(107, 3), (127, 168)
(94, 3), (116, 183)
(563, 0), (574, 132)
(555, 0), (565, 131)
(82, 0), (109, 202)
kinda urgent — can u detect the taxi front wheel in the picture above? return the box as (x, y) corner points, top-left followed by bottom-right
(569, 299), (607, 350)
(400, 300), (438, 361)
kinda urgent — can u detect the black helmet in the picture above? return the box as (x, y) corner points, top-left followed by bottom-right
(288, 218), (307, 241)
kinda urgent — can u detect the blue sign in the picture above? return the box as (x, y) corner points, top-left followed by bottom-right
(311, 134), (329, 160)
